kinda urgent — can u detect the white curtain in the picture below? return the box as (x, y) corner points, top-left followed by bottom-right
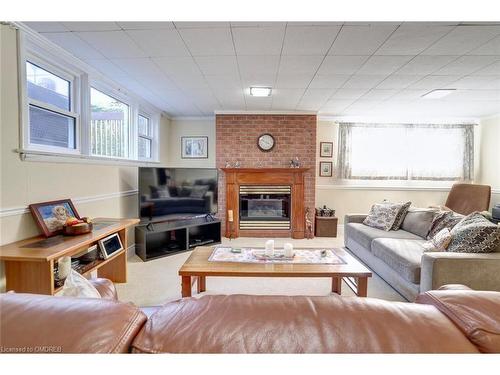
(337, 123), (474, 181)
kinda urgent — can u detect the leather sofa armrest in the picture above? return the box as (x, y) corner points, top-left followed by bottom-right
(89, 278), (117, 300)
(415, 289), (500, 353)
(420, 252), (500, 293)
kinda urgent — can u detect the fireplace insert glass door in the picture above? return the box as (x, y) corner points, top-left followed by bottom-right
(239, 185), (291, 230)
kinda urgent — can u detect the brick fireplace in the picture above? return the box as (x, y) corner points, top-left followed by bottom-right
(216, 114), (317, 238)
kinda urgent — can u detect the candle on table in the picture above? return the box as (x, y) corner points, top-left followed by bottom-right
(284, 243), (294, 258)
(265, 239), (274, 257)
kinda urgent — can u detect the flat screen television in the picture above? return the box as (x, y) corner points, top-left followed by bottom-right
(139, 167), (218, 222)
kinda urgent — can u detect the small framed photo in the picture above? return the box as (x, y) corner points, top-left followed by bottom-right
(181, 136), (208, 159)
(320, 142), (333, 157)
(98, 233), (124, 259)
(319, 161), (333, 177)
(29, 199), (80, 237)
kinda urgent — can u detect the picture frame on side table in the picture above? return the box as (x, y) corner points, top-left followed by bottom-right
(181, 136), (208, 159)
(320, 142), (333, 157)
(319, 161), (333, 177)
(29, 199), (81, 237)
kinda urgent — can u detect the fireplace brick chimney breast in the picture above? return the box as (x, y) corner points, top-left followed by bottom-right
(216, 114), (317, 237)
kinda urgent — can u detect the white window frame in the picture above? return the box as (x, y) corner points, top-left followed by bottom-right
(17, 24), (162, 165)
(21, 49), (82, 155)
(137, 112), (157, 161)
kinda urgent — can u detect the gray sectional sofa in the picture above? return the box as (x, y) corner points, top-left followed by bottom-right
(344, 209), (500, 301)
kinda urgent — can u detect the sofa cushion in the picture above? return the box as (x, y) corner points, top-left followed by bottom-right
(391, 201), (412, 230)
(345, 222), (422, 251)
(427, 210), (464, 239)
(401, 208), (438, 238)
(363, 202), (404, 231)
(371, 238), (426, 283)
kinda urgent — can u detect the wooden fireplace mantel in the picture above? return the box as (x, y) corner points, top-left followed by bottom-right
(221, 167), (310, 239)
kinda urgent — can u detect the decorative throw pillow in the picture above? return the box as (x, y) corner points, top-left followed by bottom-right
(156, 187), (170, 198)
(447, 212), (500, 253)
(58, 270), (101, 299)
(363, 202), (404, 231)
(427, 210), (464, 240)
(390, 201), (412, 230)
(422, 228), (453, 252)
(401, 208), (439, 238)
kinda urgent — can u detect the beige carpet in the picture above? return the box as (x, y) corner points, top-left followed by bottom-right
(115, 235), (406, 306)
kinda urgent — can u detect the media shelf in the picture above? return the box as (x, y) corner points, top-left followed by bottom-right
(135, 217), (221, 261)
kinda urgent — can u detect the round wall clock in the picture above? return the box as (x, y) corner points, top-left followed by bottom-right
(257, 133), (275, 152)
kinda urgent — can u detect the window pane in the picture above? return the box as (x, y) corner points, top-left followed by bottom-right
(26, 62), (70, 111)
(138, 137), (152, 158)
(29, 105), (76, 149)
(90, 88), (129, 158)
(138, 115), (150, 136)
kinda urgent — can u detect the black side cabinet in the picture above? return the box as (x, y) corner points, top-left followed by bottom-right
(135, 218), (221, 261)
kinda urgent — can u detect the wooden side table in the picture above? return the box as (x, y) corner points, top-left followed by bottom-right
(315, 216), (338, 237)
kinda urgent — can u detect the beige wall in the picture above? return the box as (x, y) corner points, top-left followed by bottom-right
(166, 117), (216, 168)
(479, 115), (500, 207)
(0, 25), (169, 291)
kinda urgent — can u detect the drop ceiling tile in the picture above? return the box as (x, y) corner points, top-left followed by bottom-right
(271, 89), (304, 108)
(331, 88), (369, 100)
(169, 73), (209, 89)
(76, 31), (147, 58)
(179, 28), (235, 56)
(246, 96), (273, 110)
(309, 75), (351, 89)
(451, 76), (500, 90)
(174, 22), (231, 28)
(321, 99), (355, 111)
(232, 26), (285, 56)
(241, 74), (276, 89)
(24, 22), (69, 33)
(422, 26), (500, 55)
(62, 22), (121, 31)
(375, 24), (453, 55)
(375, 75), (425, 89)
(43, 32), (103, 60)
(434, 56), (500, 75)
(342, 75), (387, 89)
(360, 89), (400, 100)
(231, 22), (287, 28)
(471, 61), (500, 76)
(468, 35), (500, 55)
(395, 55), (458, 75)
(275, 74), (314, 88)
(117, 22), (175, 30)
(126, 29), (190, 57)
(110, 58), (174, 87)
(357, 56), (414, 75)
(282, 26), (341, 55)
(85, 59), (128, 79)
(212, 88), (246, 108)
(408, 75), (461, 89)
(317, 55), (369, 74)
(237, 55), (280, 76)
(389, 89), (430, 100)
(204, 75), (242, 89)
(445, 90), (500, 101)
(278, 55), (323, 75)
(153, 56), (201, 76)
(194, 56), (239, 76)
(329, 25), (398, 55)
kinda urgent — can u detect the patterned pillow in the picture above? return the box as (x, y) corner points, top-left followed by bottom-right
(427, 210), (464, 240)
(422, 228), (452, 252)
(363, 202), (404, 231)
(447, 212), (500, 253)
(390, 201), (412, 230)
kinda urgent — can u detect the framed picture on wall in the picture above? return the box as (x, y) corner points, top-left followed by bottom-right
(29, 199), (81, 237)
(181, 136), (208, 159)
(319, 161), (333, 177)
(320, 142), (333, 157)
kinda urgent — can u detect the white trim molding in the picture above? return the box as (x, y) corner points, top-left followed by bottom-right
(0, 189), (138, 218)
(316, 184), (453, 192)
(493, 189), (500, 195)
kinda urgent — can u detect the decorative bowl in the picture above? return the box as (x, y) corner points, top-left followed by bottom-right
(63, 222), (93, 236)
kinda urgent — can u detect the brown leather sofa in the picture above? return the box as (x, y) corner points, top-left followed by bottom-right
(1, 280), (499, 353)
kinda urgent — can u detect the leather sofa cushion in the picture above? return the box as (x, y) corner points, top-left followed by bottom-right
(371, 238), (425, 284)
(345, 222), (421, 251)
(0, 293), (147, 353)
(89, 278), (117, 300)
(401, 208), (438, 238)
(416, 289), (500, 353)
(131, 294), (478, 353)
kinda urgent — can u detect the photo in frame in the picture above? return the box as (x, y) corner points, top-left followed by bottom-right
(181, 136), (208, 159)
(29, 199), (81, 237)
(319, 161), (333, 177)
(320, 142), (333, 157)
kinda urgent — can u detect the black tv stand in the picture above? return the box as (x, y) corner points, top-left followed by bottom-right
(135, 217), (221, 261)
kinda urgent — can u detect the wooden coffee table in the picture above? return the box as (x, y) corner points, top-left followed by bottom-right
(178, 246), (372, 298)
